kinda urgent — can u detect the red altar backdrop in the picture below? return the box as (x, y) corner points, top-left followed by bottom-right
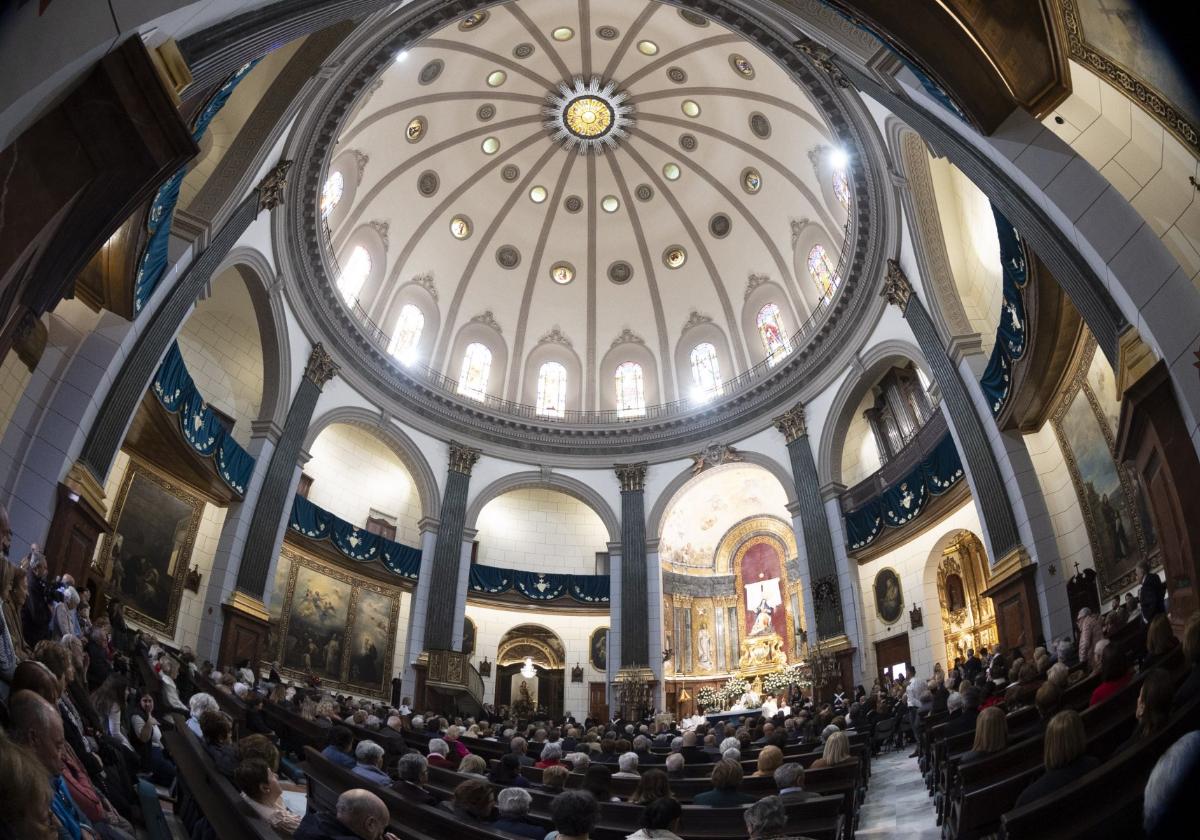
(740, 541), (788, 639)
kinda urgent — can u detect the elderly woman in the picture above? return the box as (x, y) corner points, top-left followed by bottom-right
(426, 737), (454, 769)
(811, 730), (854, 769)
(1, 560), (31, 660)
(694, 758), (755, 807)
(444, 723), (471, 763)
(744, 795), (792, 840)
(51, 585), (81, 638)
(752, 744), (783, 777)
(155, 656), (189, 714)
(458, 754), (489, 778)
(439, 778), (495, 824)
(351, 740), (391, 786)
(535, 740), (564, 769)
(493, 787), (546, 839)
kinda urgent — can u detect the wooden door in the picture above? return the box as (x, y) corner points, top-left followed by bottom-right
(874, 632), (912, 686)
(588, 681), (608, 723)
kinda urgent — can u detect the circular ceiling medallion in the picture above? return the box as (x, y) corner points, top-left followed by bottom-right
(666, 66), (688, 84)
(418, 59), (443, 85)
(529, 185), (548, 204)
(450, 215), (472, 240)
(550, 262), (576, 285)
(635, 183), (654, 202)
(637, 40), (659, 56)
(496, 245), (521, 269)
(663, 246), (687, 269)
(730, 54), (755, 79)
(552, 27), (574, 41)
(680, 8), (710, 26)
(601, 195), (620, 213)
(513, 43), (535, 59)
(417, 170), (440, 197)
(749, 112), (772, 139)
(681, 99), (701, 118)
(458, 11), (487, 30)
(476, 103), (496, 121)
(501, 164), (520, 182)
(405, 116), (427, 143)
(679, 133), (698, 152)
(741, 167), (762, 194)
(663, 162), (681, 181)
(545, 76), (634, 154)
(564, 195), (583, 213)
(596, 25), (619, 40)
(709, 213), (732, 238)
(481, 136), (500, 154)
(608, 261), (633, 284)
(486, 70), (507, 88)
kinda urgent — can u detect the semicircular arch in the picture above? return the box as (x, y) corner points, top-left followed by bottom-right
(465, 471), (620, 545)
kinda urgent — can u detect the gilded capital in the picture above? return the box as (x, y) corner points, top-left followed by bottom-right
(794, 37), (850, 88)
(448, 442), (481, 475)
(772, 405), (808, 443)
(257, 159), (293, 212)
(614, 462), (648, 493)
(303, 342), (339, 388)
(881, 258), (913, 313)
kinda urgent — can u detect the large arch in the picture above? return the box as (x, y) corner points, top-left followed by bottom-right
(464, 471), (620, 545)
(302, 405), (440, 521)
(816, 337), (935, 487)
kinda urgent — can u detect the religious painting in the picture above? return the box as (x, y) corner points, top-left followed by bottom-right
(345, 588), (393, 691)
(740, 543), (788, 639)
(104, 460), (202, 636)
(728, 525), (795, 672)
(873, 568), (904, 625)
(589, 627), (608, 671)
(281, 563), (352, 681)
(462, 616), (476, 656)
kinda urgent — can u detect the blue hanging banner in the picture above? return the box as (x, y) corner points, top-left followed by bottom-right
(151, 342), (255, 495)
(980, 205), (1030, 416)
(287, 495), (421, 579)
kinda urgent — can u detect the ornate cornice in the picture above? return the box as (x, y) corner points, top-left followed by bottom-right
(681, 311), (713, 333)
(303, 343), (338, 388)
(538, 326), (572, 348)
(448, 441), (481, 475)
(773, 405), (808, 443)
(881, 259), (913, 313)
(614, 462), (648, 493)
(690, 443), (744, 475)
(610, 328), (644, 349)
(469, 310), (502, 334)
(367, 219), (390, 249)
(256, 159), (292, 212)
(745, 273), (770, 300)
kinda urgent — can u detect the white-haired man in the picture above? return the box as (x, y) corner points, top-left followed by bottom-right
(613, 751), (640, 779)
(352, 740), (391, 786)
(294, 788), (399, 840)
(493, 788), (543, 839)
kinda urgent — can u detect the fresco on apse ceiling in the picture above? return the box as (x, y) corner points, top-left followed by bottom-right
(1085, 348), (1121, 436)
(658, 464), (790, 571)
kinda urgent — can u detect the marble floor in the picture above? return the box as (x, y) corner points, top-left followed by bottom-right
(856, 746), (942, 840)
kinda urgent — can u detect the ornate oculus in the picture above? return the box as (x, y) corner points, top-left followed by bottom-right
(550, 262), (575, 284)
(496, 245), (520, 269)
(449, 215), (471, 240)
(458, 11), (487, 30)
(552, 27), (574, 41)
(481, 136), (500, 154)
(749, 112), (771, 138)
(501, 164), (520, 182)
(679, 133), (698, 152)
(663, 162), (681, 181)
(680, 8), (709, 26)
(417, 170), (439, 197)
(596, 25), (619, 40)
(741, 167), (762, 193)
(486, 70), (507, 87)
(545, 76), (634, 154)
(637, 40), (659, 56)
(601, 195), (620, 213)
(529, 185), (548, 204)
(564, 195), (583, 213)
(513, 43), (535, 59)
(730, 54), (755, 79)
(709, 213), (732, 238)
(664, 246), (687, 269)
(405, 116), (426, 142)
(476, 103), (496, 121)
(565, 97), (613, 138)
(418, 59), (443, 85)
(681, 99), (701, 118)
(608, 261), (633, 284)
(667, 66), (688, 84)
(635, 183), (654, 201)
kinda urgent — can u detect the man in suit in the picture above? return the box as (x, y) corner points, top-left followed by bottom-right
(510, 736), (535, 767)
(694, 759), (756, 807)
(664, 752), (687, 780)
(679, 730), (708, 765)
(1139, 561), (1166, 624)
(962, 650), (981, 681)
(943, 686), (980, 738)
(774, 762), (817, 804)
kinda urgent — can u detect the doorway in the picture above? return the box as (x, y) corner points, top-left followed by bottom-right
(588, 681), (609, 723)
(874, 632), (912, 687)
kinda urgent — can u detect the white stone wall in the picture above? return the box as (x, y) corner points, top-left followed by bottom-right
(177, 269), (264, 448)
(304, 423), (423, 547)
(840, 390), (883, 487)
(464, 600), (609, 720)
(474, 487), (610, 575)
(0, 350), (31, 446)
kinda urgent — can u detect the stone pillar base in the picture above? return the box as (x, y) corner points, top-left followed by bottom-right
(218, 592), (270, 671)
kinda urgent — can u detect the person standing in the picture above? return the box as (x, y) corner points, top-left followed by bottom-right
(1138, 561), (1166, 624)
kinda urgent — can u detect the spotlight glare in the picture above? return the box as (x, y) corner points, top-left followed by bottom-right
(829, 147), (850, 169)
(395, 50), (409, 63)
(690, 386), (714, 405)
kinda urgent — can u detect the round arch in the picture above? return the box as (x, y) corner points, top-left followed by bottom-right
(816, 337), (935, 487)
(921, 527), (990, 673)
(646, 454), (799, 543)
(464, 471), (620, 545)
(496, 622), (567, 669)
(302, 405), (440, 521)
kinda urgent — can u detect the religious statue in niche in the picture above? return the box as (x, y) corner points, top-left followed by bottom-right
(748, 583), (778, 637)
(735, 539), (790, 672)
(874, 568), (904, 625)
(696, 619), (715, 671)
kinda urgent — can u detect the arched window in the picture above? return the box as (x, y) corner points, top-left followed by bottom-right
(535, 361), (568, 418)
(321, 171), (344, 219)
(807, 244), (840, 301)
(756, 303), (789, 365)
(457, 342), (492, 401)
(689, 342), (722, 396)
(614, 361), (646, 418)
(337, 245), (372, 305)
(832, 168), (850, 210)
(388, 304), (424, 364)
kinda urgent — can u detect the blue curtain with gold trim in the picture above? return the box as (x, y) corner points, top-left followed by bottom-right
(469, 564), (609, 604)
(287, 495), (420, 578)
(152, 342), (255, 495)
(980, 205), (1030, 416)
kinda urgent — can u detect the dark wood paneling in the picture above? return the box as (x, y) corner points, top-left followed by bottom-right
(43, 483), (111, 589)
(218, 603), (270, 670)
(982, 563), (1042, 659)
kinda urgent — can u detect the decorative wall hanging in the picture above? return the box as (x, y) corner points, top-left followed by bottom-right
(590, 627), (608, 671)
(873, 568), (904, 625)
(571, 664), (584, 683)
(979, 205), (1030, 416)
(288, 494), (422, 578)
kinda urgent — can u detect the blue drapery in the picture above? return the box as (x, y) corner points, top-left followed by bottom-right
(844, 432), (965, 550)
(980, 205), (1030, 416)
(287, 495), (421, 579)
(134, 60), (259, 313)
(470, 564), (610, 604)
(152, 342), (255, 495)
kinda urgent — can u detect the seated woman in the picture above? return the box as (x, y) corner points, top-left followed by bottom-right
(752, 745), (783, 777)
(488, 752), (530, 788)
(443, 724), (470, 765)
(235, 757), (301, 838)
(1014, 710), (1100, 807)
(1090, 644), (1132, 707)
(958, 706), (1007, 764)
(537, 764), (570, 795)
(1142, 615), (1179, 670)
(693, 758), (756, 807)
(627, 796), (684, 840)
(630, 768), (672, 806)
(157, 656), (189, 714)
(200, 709), (239, 780)
(535, 741), (564, 769)
(90, 673), (135, 753)
(810, 730), (854, 769)
(130, 692), (176, 786)
(426, 737), (455, 769)
(457, 754), (489, 779)
(438, 778), (495, 823)
(187, 692), (220, 738)
(1116, 668), (1174, 754)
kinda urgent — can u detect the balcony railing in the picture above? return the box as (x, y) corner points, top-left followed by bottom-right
(840, 406), (948, 513)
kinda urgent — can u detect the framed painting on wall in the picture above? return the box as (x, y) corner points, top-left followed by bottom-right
(103, 459), (203, 637)
(590, 627), (608, 672)
(873, 567), (905, 625)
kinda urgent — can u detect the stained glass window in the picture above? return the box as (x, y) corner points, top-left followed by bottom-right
(336, 245), (372, 304)
(689, 342), (722, 395)
(614, 361), (646, 418)
(389, 304), (424, 363)
(832, 168), (850, 210)
(756, 303), (788, 365)
(457, 342), (492, 401)
(320, 171), (344, 218)
(807, 244), (840, 301)
(535, 361), (568, 418)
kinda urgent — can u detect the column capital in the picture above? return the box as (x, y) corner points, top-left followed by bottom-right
(303, 342), (339, 388)
(772, 405), (808, 443)
(614, 462), (648, 492)
(256, 159), (293, 212)
(448, 441), (481, 475)
(881, 258), (913, 313)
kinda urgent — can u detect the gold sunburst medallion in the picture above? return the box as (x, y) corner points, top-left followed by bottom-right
(564, 97), (614, 138)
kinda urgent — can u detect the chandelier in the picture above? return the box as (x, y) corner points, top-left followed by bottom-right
(520, 657), (537, 679)
(612, 666), (653, 719)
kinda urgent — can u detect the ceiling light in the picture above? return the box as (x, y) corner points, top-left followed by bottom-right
(550, 262), (575, 285)
(829, 147), (850, 170)
(395, 50), (409, 63)
(664, 246), (687, 269)
(690, 386), (714, 405)
(529, 186), (547, 203)
(637, 40), (659, 56)
(663, 163), (681, 181)
(450, 215), (471, 239)
(681, 100), (701, 118)
(486, 70), (507, 87)
(601, 195), (620, 213)
(397, 348), (418, 367)
(552, 27), (575, 41)
(520, 657), (537, 679)
(481, 136), (500, 154)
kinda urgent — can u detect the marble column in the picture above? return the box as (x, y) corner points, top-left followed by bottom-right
(399, 517), (440, 690)
(772, 406), (847, 640)
(615, 462), (649, 669)
(422, 442), (479, 651)
(881, 259), (1023, 563)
